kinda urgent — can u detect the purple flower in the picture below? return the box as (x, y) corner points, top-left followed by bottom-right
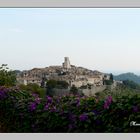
(104, 96), (113, 109)
(32, 93), (39, 98)
(50, 106), (56, 112)
(35, 97), (41, 104)
(104, 102), (109, 109)
(77, 101), (80, 107)
(79, 114), (88, 121)
(47, 96), (52, 103)
(0, 90), (7, 99)
(44, 104), (49, 110)
(29, 102), (37, 111)
(133, 106), (139, 112)
(76, 98), (80, 106)
(107, 96), (113, 104)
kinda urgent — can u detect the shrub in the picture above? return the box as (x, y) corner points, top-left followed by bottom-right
(70, 85), (78, 94)
(0, 86), (140, 132)
(19, 83), (46, 98)
(0, 64), (16, 86)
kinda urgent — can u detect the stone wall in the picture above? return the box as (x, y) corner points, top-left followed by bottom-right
(47, 85), (108, 97)
(48, 88), (70, 96)
(79, 85), (107, 96)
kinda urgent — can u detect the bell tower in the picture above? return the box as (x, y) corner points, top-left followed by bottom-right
(62, 57), (71, 69)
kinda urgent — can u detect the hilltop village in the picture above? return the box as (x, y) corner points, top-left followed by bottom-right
(16, 57), (111, 88)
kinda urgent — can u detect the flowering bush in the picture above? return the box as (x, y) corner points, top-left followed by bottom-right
(103, 96), (113, 109)
(0, 86), (140, 132)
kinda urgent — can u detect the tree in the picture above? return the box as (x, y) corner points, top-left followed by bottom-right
(57, 81), (69, 89)
(110, 73), (113, 82)
(46, 80), (57, 95)
(103, 73), (114, 85)
(46, 80), (69, 89)
(70, 85), (78, 94)
(19, 83), (46, 98)
(46, 80), (57, 89)
(46, 80), (69, 95)
(0, 64), (16, 86)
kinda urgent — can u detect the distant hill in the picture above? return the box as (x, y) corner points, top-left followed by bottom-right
(114, 72), (140, 84)
(14, 70), (21, 75)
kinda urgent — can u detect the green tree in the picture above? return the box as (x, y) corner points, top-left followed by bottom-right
(70, 85), (78, 94)
(0, 64), (16, 86)
(57, 81), (69, 89)
(46, 80), (69, 89)
(46, 80), (69, 95)
(19, 83), (46, 98)
(110, 73), (113, 82)
(46, 80), (57, 89)
(46, 80), (57, 95)
(104, 73), (114, 85)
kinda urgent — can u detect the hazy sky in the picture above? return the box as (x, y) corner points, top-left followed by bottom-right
(0, 8), (140, 75)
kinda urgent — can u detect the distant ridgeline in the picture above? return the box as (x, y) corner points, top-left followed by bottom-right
(114, 73), (140, 84)
(16, 57), (115, 90)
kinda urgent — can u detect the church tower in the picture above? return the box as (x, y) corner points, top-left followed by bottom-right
(62, 57), (71, 69)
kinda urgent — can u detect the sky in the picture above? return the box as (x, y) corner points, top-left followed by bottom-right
(0, 8), (140, 75)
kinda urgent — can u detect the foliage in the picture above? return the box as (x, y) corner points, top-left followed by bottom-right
(103, 73), (113, 85)
(1, 86), (140, 132)
(95, 84), (140, 101)
(19, 83), (46, 98)
(110, 73), (113, 82)
(57, 81), (69, 89)
(46, 80), (69, 95)
(70, 85), (78, 94)
(103, 80), (112, 85)
(0, 64), (16, 86)
(46, 80), (69, 89)
(123, 80), (140, 90)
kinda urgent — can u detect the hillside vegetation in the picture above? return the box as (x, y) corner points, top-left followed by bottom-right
(0, 83), (140, 132)
(114, 73), (140, 84)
